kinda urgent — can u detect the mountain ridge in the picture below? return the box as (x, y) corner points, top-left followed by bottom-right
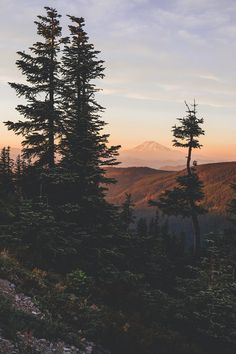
(106, 161), (236, 214)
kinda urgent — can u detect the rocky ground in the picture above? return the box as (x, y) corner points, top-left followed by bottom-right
(0, 335), (95, 354)
(0, 279), (43, 318)
(0, 278), (109, 354)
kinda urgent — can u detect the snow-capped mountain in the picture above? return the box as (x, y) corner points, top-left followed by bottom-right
(119, 141), (210, 169)
(128, 141), (174, 154)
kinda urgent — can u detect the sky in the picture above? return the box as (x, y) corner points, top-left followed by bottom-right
(0, 0), (236, 160)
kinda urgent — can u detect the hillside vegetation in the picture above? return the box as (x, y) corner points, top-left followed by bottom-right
(106, 162), (236, 214)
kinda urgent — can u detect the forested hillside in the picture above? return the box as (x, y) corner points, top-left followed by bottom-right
(107, 162), (236, 213)
(0, 7), (236, 354)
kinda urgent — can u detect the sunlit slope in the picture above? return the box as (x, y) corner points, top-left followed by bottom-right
(106, 162), (236, 214)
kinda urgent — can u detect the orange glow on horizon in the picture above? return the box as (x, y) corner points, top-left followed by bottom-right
(1, 134), (235, 162)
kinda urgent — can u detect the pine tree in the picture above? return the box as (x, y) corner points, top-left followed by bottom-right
(172, 101), (204, 175)
(6, 7), (62, 169)
(148, 209), (160, 237)
(120, 193), (135, 232)
(14, 155), (24, 197)
(228, 183), (236, 225)
(176, 232), (236, 352)
(0, 200), (81, 270)
(56, 16), (120, 226)
(0, 147), (14, 194)
(150, 101), (206, 255)
(0, 147), (16, 223)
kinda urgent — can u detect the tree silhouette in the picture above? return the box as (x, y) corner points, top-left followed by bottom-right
(55, 16), (120, 226)
(120, 193), (135, 231)
(150, 101), (206, 255)
(228, 183), (236, 225)
(6, 7), (63, 169)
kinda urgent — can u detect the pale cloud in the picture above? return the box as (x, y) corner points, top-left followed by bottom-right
(215, 24), (236, 41)
(177, 30), (206, 45)
(198, 74), (222, 82)
(175, 0), (235, 13)
(0, 0), (235, 154)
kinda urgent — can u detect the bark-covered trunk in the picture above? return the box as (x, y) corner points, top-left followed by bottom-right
(191, 205), (201, 256)
(188, 134), (201, 255)
(48, 15), (56, 169)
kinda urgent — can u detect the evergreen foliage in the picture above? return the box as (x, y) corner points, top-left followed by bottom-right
(175, 233), (236, 353)
(0, 147), (16, 223)
(150, 101), (206, 255)
(0, 147), (14, 195)
(58, 16), (120, 205)
(228, 183), (236, 225)
(6, 7), (63, 169)
(120, 193), (135, 231)
(0, 200), (77, 269)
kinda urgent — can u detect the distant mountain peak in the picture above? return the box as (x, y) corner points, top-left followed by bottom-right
(132, 141), (172, 152)
(119, 140), (211, 169)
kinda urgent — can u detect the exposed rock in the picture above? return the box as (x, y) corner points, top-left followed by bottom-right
(17, 333), (81, 353)
(0, 279), (110, 354)
(0, 279), (15, 299)
(0, 337), (19, 354)
(0, 278), (43, 318)
(17, 333), (108, 354)
(0, 333), (110, 354)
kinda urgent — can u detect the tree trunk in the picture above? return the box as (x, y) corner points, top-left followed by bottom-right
(187, 135), (193, 176)
(48, 17), (55, 169)
(188, 134), (201, 255)
(48, 82), (55, 169)
(191, 207), (201, 256)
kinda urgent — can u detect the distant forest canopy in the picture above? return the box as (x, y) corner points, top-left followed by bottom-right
(0, 6), (236, 354)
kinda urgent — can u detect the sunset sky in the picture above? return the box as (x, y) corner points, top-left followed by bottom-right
(0, 0), (236, 160)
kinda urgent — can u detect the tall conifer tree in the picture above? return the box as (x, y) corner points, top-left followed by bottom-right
(0, 147), (14, 194)
(120, 193), (135, 232)
(57, 16), (120, 223)
(6, 7), (62, 169)
(150, 101), (206, 255)
(228, 183), (236, 224)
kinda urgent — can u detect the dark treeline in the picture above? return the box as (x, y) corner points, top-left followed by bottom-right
(0, 7), (236, 354)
